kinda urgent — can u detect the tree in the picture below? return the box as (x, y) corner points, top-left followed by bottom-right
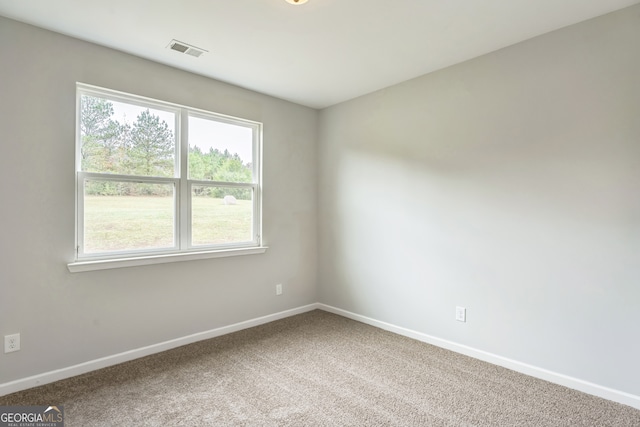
(126, 109), (175, 177)
(188, 145), (206, 181)
(80, 96), (126, 173)
(214, 156), (251, 184)
(81, 95), (114, 137)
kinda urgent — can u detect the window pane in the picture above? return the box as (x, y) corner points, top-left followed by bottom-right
(191, 186), (253, 246)
(188, 116), (253, 183)
(80, 94), (176, 177)
(83, 180), (175, 254)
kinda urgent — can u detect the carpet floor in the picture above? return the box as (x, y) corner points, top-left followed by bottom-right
(1, 310), (639, 426)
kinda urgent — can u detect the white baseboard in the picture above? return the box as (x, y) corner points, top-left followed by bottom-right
(0, 303), (320, 397)
(3, 302), (639, 411)
(317, 303), (640, 410)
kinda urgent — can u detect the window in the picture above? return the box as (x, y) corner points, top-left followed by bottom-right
(71, 84), (263, 270)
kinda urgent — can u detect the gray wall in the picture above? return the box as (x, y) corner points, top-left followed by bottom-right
(318, 5), (640, 395)
(2, 4), (639, 400)
(0, 17), (317, 384)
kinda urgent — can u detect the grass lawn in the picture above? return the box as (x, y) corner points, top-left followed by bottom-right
(84, 195), (252, 253)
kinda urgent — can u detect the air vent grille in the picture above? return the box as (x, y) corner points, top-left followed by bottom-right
(170, 42), (189, 53)
(185, 48), (204, 58)
(167, 40), (207, 58)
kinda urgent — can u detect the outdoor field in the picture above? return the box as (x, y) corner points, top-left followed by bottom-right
(83, 195), (253, 253)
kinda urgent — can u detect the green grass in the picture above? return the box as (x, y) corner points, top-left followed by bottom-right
(84, 195), (252, 253)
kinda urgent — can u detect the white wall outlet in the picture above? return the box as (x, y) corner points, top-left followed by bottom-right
(276, 283), (283, 296)
(455, 306), (466, 322)
(4, 333), (20, 353)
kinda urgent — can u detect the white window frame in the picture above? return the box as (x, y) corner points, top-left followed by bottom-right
(68, 83), (265, 272)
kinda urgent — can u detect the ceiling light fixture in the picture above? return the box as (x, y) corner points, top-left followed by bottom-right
(285, 0), (308, 5)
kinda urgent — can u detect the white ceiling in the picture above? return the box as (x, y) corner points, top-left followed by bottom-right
(1, 0), (638, 109)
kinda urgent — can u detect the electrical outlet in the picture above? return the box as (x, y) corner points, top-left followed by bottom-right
(4, 333), (20, 353)
(455, 307), (466, 322)
(276, 283), (283, 295)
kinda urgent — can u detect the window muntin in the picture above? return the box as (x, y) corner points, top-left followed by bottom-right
(75, 84), (262, 261)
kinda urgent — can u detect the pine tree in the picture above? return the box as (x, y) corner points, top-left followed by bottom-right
(80, 96), (125, 173)
(127, 109), (175, 177)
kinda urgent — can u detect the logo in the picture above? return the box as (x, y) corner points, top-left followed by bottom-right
(0, 405), (64, 427)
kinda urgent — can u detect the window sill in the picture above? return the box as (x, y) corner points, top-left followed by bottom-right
(67, 246), (268, 273)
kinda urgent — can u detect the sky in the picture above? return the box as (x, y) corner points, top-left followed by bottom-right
(110, 99), (254, 164)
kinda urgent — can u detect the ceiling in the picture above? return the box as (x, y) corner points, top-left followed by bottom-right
(1, 0), (638, 109)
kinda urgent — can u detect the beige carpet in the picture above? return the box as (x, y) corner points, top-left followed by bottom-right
(1, 310), (638, 426)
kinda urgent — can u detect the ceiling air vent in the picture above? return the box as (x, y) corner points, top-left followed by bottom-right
(167, 39), (207, 58)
